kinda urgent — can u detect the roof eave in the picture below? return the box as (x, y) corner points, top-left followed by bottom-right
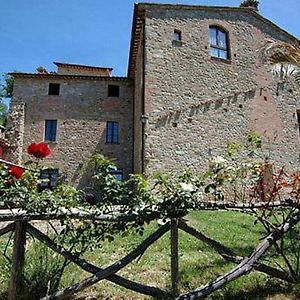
(9, 73), (131, 81)
(127, 3), (140, 78)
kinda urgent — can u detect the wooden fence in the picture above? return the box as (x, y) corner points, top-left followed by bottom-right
(0, 202), (299, 300)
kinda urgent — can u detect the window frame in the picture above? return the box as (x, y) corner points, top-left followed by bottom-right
(172, 29), (183, 47)
(106, 121), (119, 144)
(44, 120), (57, 142)
(39, 168), (59, 190)
(173, 29), (182, 41)
(209, 26), (230, 60)
(48, 83), (60, 95)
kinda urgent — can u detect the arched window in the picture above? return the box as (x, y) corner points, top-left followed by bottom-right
(209, 26), (229, 59)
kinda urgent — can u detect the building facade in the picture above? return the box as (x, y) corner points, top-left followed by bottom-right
(5, 2), (300, 186)
(7, 63), (133, 186)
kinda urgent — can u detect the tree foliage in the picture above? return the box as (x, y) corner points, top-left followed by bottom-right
(0, 73), (13, 126)
(262, 40), (300, 83)
(0, 73), (14, 98)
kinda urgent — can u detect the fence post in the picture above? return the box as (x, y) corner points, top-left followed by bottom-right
(9, 221), (27, 300)
(171, 218), (179, 296)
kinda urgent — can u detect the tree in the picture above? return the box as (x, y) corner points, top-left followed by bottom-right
(262, 40), (300, 82)
(0, 73), (14, 126)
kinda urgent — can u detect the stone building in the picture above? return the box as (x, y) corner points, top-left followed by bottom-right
(7, 63), (133, 186)
(6, 1), (300, 186)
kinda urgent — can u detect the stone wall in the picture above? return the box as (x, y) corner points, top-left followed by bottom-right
(9, 76), (133, 186)
(142, 6), (300, 176)
(5, 102), (25, 164)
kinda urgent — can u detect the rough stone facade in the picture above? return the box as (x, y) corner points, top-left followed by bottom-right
(129, 4), (300, 176)
(6, 2), (300, 185)
(8, 70), (133, 186)
(5, 103), (25, 163)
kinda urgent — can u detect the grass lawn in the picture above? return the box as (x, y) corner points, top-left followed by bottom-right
(1, 210), (300, 299)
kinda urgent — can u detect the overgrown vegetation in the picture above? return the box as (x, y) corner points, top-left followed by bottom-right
(1, 133), (300, 298)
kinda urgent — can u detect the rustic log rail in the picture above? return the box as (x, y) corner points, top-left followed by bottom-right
(0, 202), (299, 300)
(0, 201), (291, 222)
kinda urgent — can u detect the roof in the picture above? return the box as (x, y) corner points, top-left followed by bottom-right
(127, 2), (299, 78)
(9, 72), (131, 81)
(53, 62), (113, 71)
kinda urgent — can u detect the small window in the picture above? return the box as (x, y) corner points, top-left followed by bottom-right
(45, 120), (57, 142)
(48, 83), (60, 95)
(209, 26), (229, 60)
(173, 30), (182, 41)
(106, 121), (119, 144)
(108, 85), (120, 97)
(40, 169), (59, 190)
(112, 169), (123, 181)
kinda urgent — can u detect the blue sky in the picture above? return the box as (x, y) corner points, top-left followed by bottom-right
(0, 0), (299, 77)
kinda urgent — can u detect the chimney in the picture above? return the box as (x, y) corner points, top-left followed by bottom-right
(36, 66), (48, 74)
(240, 0), (259, 11)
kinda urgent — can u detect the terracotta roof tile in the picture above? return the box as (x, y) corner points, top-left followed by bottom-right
(53, 62), (113, 71)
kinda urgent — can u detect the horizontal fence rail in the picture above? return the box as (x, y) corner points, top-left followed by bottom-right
(0, 200), (293, 222)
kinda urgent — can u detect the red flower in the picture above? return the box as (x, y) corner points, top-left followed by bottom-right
(28, 143), (39, 155)
(9, 166), (25, 179)
(27, 142), (52, 158)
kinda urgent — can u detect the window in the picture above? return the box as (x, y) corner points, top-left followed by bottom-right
(173, 30), (182, 41)
(45, 120), (57, 142)
(209, 26), (229, 60)
(112, 169), (123, 181)
(108, 85), (120, 97)
(297, 111), (300, 135)
(48, 83), (60, 95)
(40, 169), (59, 190)
(106, 121), (119, 144)
(172, 29), (183, 47)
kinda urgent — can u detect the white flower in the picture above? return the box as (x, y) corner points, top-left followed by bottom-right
(157, 218), (170, 225)
(179, 182), (195, 192)
(213, 156), (227, 165)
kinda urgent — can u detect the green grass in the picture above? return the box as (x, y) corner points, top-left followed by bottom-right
(1, 210), (300, 299)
